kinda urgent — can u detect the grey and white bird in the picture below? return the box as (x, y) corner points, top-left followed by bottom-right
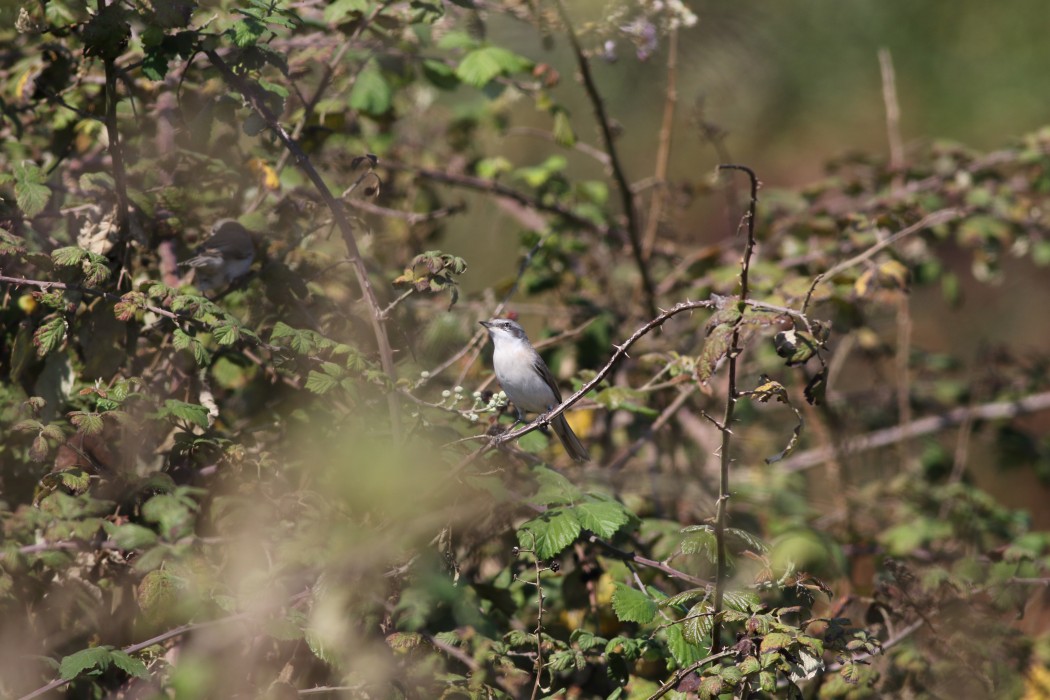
(180, 219), (256, 291)
(481, 318), (590, 462)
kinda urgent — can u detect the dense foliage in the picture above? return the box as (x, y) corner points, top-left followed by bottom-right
(2, 1), (1049, 698)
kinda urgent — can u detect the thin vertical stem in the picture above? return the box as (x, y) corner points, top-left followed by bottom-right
(709, 164), (758, 653)
(642, 27), (678, 260)
(551, 0), (659, 321)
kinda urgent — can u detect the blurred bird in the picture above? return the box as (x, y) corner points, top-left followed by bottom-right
(481, 318), (590, 462)
(180, 219), (256, 290)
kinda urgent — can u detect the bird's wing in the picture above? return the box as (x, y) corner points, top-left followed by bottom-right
(532, 356), (563, 405)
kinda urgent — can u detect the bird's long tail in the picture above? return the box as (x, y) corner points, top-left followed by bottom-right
(551, 414), (590, 462)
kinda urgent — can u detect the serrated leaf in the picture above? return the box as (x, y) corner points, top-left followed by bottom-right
(51, 246), (87, 266)
(349, 59), (392, 115)
(697, 324), (733, 383)
(229, 17), (266, 47)
(571, 499), (630, 538)
(161, 399), (209, 428)
(14, 161), (50, 217)
(662, 587), (708, 609)
(664, 623), (704, 667)
(723, 590), (760, 612)
(528, 466), (583, 505)
(34, 317), (67, 357)
(726, 528), (767, 553)
(69, 411), (104, 434)
(698, 675), (722, 700)
(517, 507), (581, 558)
(760, 631), (792, 652)
(455, 45), (533, 87)
(59, 646), (113, 680)
(682, 600), (713, 645)
(109, 650), (149, 679)
(305, 370), (339, 395)
(611, 583), (657, 624)
(212, 323), (240, 346)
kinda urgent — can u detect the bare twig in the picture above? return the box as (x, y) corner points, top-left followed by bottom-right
(878, 48), (905, 174)
(205, 50), (401, 437)
(781, 389), (1050, 473)
(709, 164), (759, 654)
(587, 535), (710, 588)
(802, 208), (961, 314)
(551, 0), (659, 321)
(384, 160), (620, 240)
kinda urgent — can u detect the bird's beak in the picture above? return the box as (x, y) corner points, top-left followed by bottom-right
(479, 321), (491, 329)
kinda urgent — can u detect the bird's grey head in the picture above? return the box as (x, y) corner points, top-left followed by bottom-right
(480, 318), (528, 343)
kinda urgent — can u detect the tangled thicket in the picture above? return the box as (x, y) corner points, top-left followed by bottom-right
(2, 1), (1050, 698)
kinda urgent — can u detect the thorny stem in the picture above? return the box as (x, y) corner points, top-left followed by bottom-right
(646, 650), (736, 700)
(205, 50), (402, 438)
(710, 164), (759, 654)
(551, 0), (660, 321)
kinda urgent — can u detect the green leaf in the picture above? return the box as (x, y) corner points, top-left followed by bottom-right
(611, 583), (657, 624)
(421, 58), (458, 89)
(109, 650), (149, 679)
(323, 0), (369, 24)
(51, 246), (87, 266)
(552, 109), (575, 147)
(698, 675), (723, 700)
(664, 623), (704, 668)
(517, 507), (581, 558)
(69, 411), (105, 435)
(455, 45), (533, 88)
(229, 17), (266, 47)
(571, 499), (630, 539)
(0, 228), (26, 255)
(760, 631), (792, 653)
(212, 323), (241, 346)
(33, 317), (67, 357)
(682, 600), (713, 645)
(14, 161), (50, 217)
(528, 466), (583, 505)
(349, 59), (392, 116)
(305, 370), (339, 395)
(161, 399), (210, 428)
(142, 493), (196, 540)
(697, 323), (733, 383)
(104, 522), (159, 550)
(59, 646), (114, 680)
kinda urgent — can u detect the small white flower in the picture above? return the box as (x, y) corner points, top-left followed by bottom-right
(420, 370), (430, 378)
(454, 385), (464, 394)
(441, 389), (451, 398)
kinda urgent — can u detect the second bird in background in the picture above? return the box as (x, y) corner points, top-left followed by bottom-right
(481, 318), (590, 462)
(180, 219), (256, 291)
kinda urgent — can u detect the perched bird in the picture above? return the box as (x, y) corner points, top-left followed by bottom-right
(481, 318), (590, 462)
(180, 219), (256, 290)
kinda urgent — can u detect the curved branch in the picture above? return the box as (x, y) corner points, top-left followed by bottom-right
(205, 50), (401, 436)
